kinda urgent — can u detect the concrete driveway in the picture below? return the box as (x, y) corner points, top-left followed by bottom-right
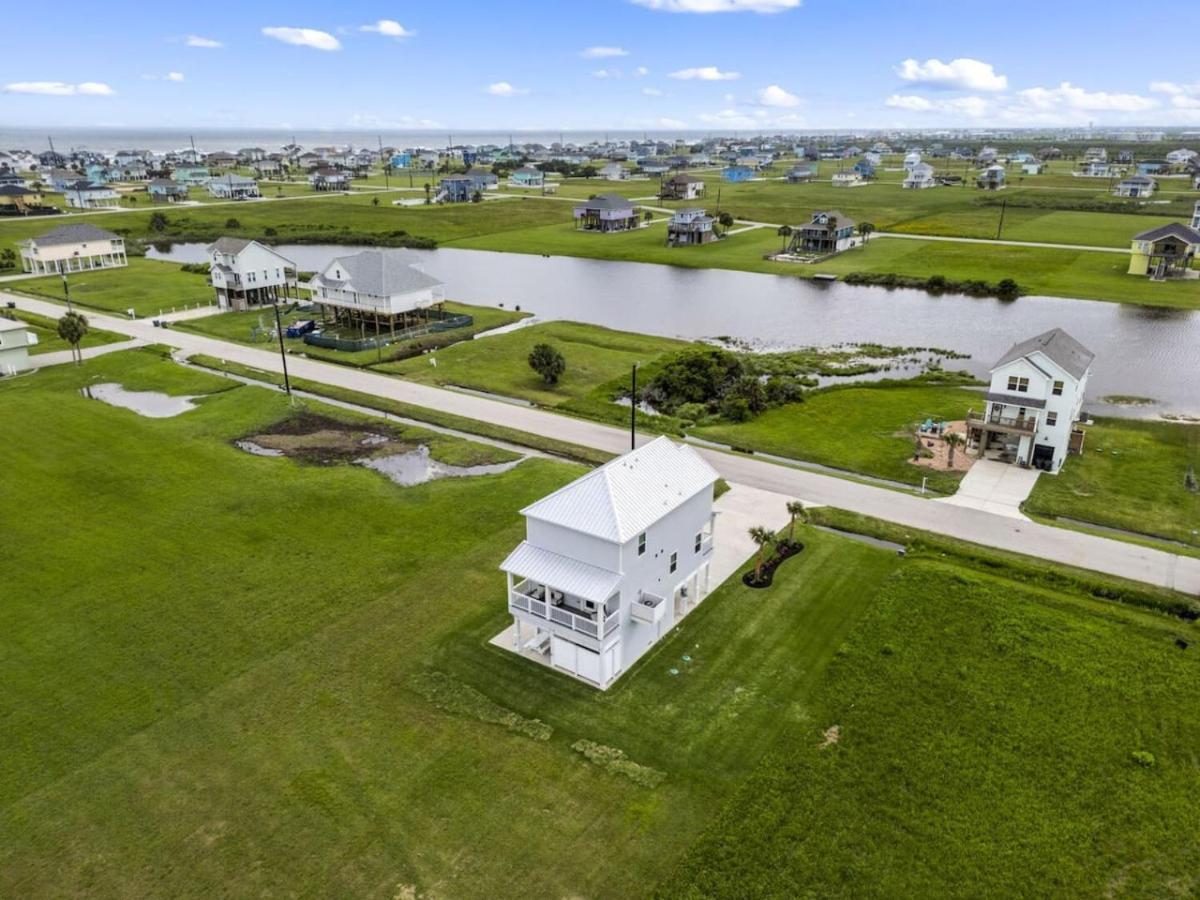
(709, 483), (794, 585)
(938, 460), (1040, 520)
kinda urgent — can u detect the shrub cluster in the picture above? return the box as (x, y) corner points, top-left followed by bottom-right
(844, 271), (1021, 300)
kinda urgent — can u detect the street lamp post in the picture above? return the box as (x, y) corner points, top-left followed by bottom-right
(272, 302), (293, 402)
(630, 363), (638, 450)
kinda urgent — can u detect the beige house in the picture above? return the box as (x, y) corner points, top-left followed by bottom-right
(18, 224), (128, 274)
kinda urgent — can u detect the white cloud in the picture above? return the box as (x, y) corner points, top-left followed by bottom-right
(668, 66), (740, 81)
(698, 106), (806, 127)
(1017, 81), (1155, 112)
(185, 35), (222, 48)
(634, 66), (650, 77)
(143, 72), (185, 82)
(4, 81), (115, 96)
(347, 112), (443, 129)
(262, 27), (341, 51)
(592, 69), (620, 79)
(486, 81), (529, 96)
(166, 72), (185, 82)
(658, 117), (688, 128)
(896, 58), (1007, 91)
(1151, 81), (1200, 109)
(360, 20), (414, 38)
(885, 94), (933, 111)
(642, 86), (664, 96)
(581, 46), (628, 58)
(757, 84), (800, 107)
(886, 94), (989, 117)
(631, 0), (800, 12)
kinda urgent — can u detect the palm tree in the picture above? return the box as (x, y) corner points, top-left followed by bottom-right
(777, 224), (793, 252)
(857, 222), (876, 245)
(748, 526), (775, 582)
(944, 431), (964, 467)
(56, 311), (89, 365)
(785, 500), (808, 544)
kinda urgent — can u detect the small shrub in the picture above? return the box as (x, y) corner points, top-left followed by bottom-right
(1131, 750), (1156, 768)
(528, 342), (566, 385)
(224, 217), (241, 229)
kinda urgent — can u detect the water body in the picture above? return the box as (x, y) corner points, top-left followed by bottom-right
(355, 445), (523, 486)
(148, 243), (1200, 417)
(82, 383), (199, 417)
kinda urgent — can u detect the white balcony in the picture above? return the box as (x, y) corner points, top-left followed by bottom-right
(509, 580), (619, 640)
(631, 592), (666, 625)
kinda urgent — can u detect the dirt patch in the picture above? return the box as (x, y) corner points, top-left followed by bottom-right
(907, 420), (973, 473)
(237, 412), (418, 465)
(820, 725), (841, 749)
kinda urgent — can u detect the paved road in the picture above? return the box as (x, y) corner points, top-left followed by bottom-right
(10, 291), (1199, 596)
(874, 232), (1129, 254)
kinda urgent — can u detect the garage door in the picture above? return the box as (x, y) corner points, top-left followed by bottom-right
(552, 636), (600, 685)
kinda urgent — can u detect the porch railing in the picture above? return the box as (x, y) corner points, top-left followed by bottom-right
(509, 588), (618, 640)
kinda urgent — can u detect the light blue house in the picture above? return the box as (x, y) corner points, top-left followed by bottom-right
(439, 175), (475, 202)
(722, 165), (754, 183)
(510, 166), (545, 187)
(390, 152), (413, 169)
(85, 163), (110, 184)
(172, 165), (211, 186)
(1137, 160), (1169, 175)
(148, 178), (189, 202)
(853, 160), (875, 179)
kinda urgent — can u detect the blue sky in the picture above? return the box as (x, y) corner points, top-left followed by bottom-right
(3, 0), (1198, 131)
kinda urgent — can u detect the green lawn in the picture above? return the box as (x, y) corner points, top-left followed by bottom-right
(692, 383), (983, 492)
(16, 257), (214, 317)
(381, 319), (690, 411)
(5, 308), (126, 355)
(178, 300), (529, 366)
(0, 346), (900, 897)
(663, 538), (1200, 897)
(1024, 417), (1200, 546)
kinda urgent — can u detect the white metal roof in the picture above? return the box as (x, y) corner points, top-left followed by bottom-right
(521, 435), (718, 544)
(500, 541), (621, 602)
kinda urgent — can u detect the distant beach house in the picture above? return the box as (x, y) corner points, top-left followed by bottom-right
(254, 158), (283, 177)
(903, 150), (922, 171)
(510, 166), (545, 188)
(1136, 160), (1169, 175)
(966, 328), (1094, 473)
(722, 165), (754, 183)
(309, 249), (446, 331)
(467, 168), (499, 191)
(1076, 160), (1113, 178)
(659, 173), (705, 200)
(206, 237), (297, 311)
(1114, 175), (1156, 198)
(789, 210), (856, 254)
(1022, 161), (1044, 176)
(390, 152), (413, 169)
(1166, 148), (1197, 166)
(786, 165), (815, 184)
(853, 160), (875, 179)
(599, 162), (630, 181)
(0, 318), (38, 375)
(147, 178), (189, 203)
(207, 173), (261, 200)
(831, 171), (866, 187)
(0, 184), (48, 215)
(903, 162), (936, 189)
(172, 165), (211, 185)
(438, 175), (476, 202)
(976, 165), (1007, 190)
(666, 208), (716, 246)
(117, 161), (149, 181)
(308, 168), (350, 191)
(499, 436), (718, 690)
(1128, 222), (1200, 280)
(573, 194), (640, 233)
(206, 152), (238, 169)
(62, 181), (120, 209)
(18, 223), (128, 274)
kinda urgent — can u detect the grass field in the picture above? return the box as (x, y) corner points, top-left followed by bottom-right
(691, 383), (983, 492)
(662, 523), (1200, 897)
(1024, 417), (1200, 546)
(6, 308), (126, 355)
(0, 346), (899, 897)
(381, 319), (689, 409)
(179, 300), (528, 366)
(16, 257), (214, 317)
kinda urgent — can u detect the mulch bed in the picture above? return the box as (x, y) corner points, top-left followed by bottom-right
(743, 540), (805, 589)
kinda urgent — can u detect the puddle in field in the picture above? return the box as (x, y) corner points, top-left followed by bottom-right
(82, 383), (199, 418)
(357, 444), (522, 486)
(233, 412), (523, 486)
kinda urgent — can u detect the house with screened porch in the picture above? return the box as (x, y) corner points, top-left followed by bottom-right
(500, 436), (718, 689)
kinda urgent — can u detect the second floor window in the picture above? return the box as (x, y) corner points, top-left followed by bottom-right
(695, 532), (702, 553)
(637, 533), (646, 556)
(1052, 380), (1064, 396)
(1007, 375), (1029, 393)
(1046, 412), (1058, 426)
(669, 552), (677, 574)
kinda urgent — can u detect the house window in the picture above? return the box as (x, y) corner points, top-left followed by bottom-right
(695, 532), (703, 553)
(669, 552), (678, 574)
(1007, 376), (1029, 393)
(1052, 380), (1064, 396)
(1046, 412), (1058, 426)
(637, 533), (646, 556)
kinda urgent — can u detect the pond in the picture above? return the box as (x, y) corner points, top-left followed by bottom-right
(82, 383), (199, 417)
(147, 243), (1200, 417)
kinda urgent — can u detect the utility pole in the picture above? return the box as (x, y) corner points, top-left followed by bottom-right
(630, 364), (638, 450)
(995, 198), (1007, 241)
(272, 302), (293, 401)
(61, 273), (72, 312)
(378, 135), (389, 189)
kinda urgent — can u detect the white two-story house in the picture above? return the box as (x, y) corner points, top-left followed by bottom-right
(206, 237), (296, 311)
(966, 328), (1094, 473)
(501, 436), (718, 689)
(308, 249), (446, 333)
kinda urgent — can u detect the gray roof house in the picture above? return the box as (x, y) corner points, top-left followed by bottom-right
(309, 249), (447, 323)
(573, 194), (640, 233)
(18, 223), (128, 274)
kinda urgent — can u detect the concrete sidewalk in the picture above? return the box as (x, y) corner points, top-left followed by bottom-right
(939, 460), (1040, 520)
(32, 339), (144, 369)
(6, 291), (1198, 596)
